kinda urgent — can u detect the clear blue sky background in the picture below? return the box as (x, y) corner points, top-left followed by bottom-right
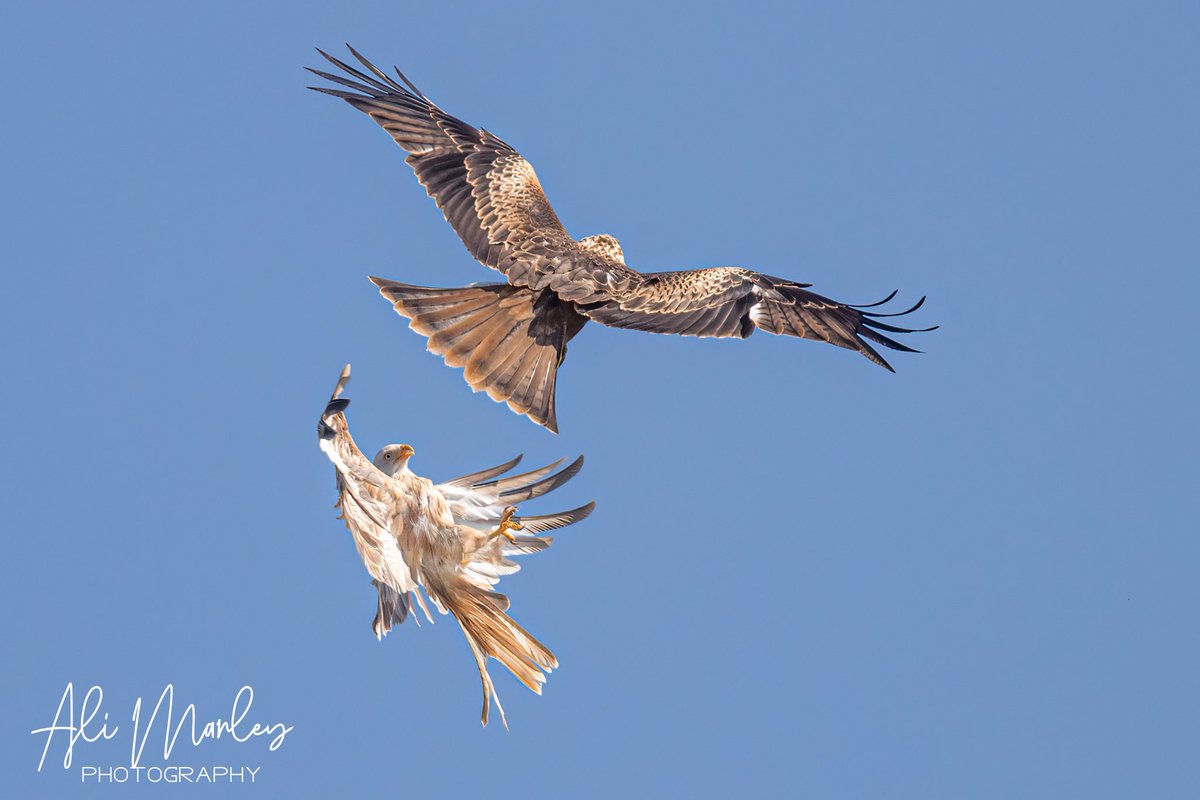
(3, 1), (1198, 796)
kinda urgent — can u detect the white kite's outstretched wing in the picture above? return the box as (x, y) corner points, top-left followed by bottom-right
(317, 365), (426, 635)
(438, 455), (595, 594)
(457, 502), (597, 593)
(438, 455), (587, 526)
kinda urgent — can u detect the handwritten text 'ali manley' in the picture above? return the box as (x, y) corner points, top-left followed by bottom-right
(31, 683), (294, 771)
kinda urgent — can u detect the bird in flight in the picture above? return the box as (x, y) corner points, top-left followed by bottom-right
(310, 46), (936, 432)
(317, 365), (594, 727)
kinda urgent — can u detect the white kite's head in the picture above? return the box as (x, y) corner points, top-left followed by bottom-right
(373, 444), (414, 476)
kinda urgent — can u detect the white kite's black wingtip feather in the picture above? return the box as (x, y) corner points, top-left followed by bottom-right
(325, 398), (351, 415)
(317, 397), (350, 440)
(516, 501), (598, 533)
(499, 455), (585, 502)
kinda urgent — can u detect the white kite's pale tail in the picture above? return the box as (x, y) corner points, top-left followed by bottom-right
(431, 576), (557, 729)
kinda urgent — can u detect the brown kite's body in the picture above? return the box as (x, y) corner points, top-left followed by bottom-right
(310, 46), (935, 432)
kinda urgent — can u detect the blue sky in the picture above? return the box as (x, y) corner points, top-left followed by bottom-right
(4, 0), (1198, 796)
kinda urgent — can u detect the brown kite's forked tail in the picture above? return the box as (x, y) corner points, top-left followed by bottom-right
(434, 577), (557, 728)
(371, 278), (587, 433)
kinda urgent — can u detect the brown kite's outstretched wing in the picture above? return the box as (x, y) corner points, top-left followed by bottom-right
(308, 46), (616, 297)
(580, 268), (936, 371)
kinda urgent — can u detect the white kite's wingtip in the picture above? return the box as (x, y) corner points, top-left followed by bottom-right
(331, 364), (352, 401)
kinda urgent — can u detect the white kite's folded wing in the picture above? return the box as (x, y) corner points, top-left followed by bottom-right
(317, 365), (426, 635)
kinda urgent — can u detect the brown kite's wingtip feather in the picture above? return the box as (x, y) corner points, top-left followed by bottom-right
(851, 289), (900, 309)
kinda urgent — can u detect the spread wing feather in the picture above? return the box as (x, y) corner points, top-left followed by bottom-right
(581, 268), (936, 371)
(516, 502), (597, 534)
(500, 455), (585, 503)
(438, 456), (587, 525)
(441, 454), (525, 489)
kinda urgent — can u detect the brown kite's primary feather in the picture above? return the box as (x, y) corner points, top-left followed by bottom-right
(310, 46), (937, 431)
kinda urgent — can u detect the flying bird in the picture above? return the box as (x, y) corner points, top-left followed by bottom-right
(317, 364), (594, 727)
(309, 46), (936, 432)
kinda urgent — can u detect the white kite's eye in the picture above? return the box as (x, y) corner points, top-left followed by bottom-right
(384, 453), (392, 459)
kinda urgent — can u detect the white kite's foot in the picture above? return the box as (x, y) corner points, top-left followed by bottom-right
(490, 506), (523, 544)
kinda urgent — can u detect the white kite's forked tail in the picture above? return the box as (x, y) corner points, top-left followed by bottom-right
(434, 576), (557, 728)
(371, 278), (586, 433)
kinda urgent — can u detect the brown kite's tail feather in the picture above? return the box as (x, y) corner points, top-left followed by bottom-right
(371, 278), (587, 433)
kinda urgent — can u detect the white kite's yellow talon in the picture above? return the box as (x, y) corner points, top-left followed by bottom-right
(491, 506), (522, 543)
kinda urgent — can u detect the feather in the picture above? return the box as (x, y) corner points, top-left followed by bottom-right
(515, 502), (597, 534)
(442, 455), (524, 488)
(500, 456), (584, 502)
